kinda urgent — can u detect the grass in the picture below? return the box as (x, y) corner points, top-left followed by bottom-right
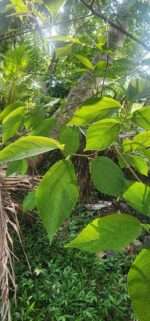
(11, 204), (136, 321)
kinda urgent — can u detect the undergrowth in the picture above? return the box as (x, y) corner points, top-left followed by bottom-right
(11, 205), (136, 321)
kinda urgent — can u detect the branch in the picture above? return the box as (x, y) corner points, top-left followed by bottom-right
(80, 0), (150, 52)
(0, 14), (92, 43)
(113, 145), (141, 182)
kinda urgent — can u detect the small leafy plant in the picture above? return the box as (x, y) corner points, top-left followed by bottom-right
(1, 1), (150, 320)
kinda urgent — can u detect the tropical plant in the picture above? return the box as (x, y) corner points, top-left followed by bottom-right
(0, 0), (150, 321)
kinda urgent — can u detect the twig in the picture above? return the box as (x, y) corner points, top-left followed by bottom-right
(0, 14), (93, 43)
(113, 145), (141, 182)
(71, 153), (95, 160)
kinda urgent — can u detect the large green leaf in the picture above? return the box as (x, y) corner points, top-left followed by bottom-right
(43, 0), (66, 15)
(10, 0), (27, 14)
(123, 181), (150, 216)
(119, 154), (148, 176)
(6, 159), (28, 176)
(31, 118), (57, 136)
(91, 156), (125, 196)
(25, 107), (45, 130)
(36, 160), (79, 241)
(75, 54), (94, 70)
(66, 214), (141, 253)
(127, 78), (150, 101)
(0, 136), (64, 163)
(94, 61), (107, 76)
(55, 44), (72, 58)
(23, 191), (36, 212)
(59, 126), (80, 156)
(128, 249), (150, 321)
(0, 101), (25, 121)
(85, 119), (120, 151)
(132, 106), (150, 130)
(133, 131), (150, 150)
(68, 97), (121, 126)
(2, 107), (25, 143)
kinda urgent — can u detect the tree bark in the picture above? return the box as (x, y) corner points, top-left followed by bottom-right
(51, 0), (128, 138)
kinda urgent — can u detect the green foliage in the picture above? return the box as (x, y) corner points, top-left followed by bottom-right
(66, 214), (142, 253)
(11, 208), (135, 321)
(90, 156), (125, 196)
(23, 191), (36, 212)
(119, 155), (148, 176)
(0, 102), (25, 121)
(133, 131), (150, 150)
(132, 106), (150, 130)
(75, 54), (94, 70)
(1, 1), (150, 319)
(128, 249), (150, 321)
(0, 136), (63, 162)
(59, 126), (80, 156)
(2, 106), (25, 143)
(31, 118), (57, 137)
(68, 97), (121, 126)
(6, 159), (28, 176)
(36, 160), (79, 242)
(25, 108), (45, 131)
(50, 36), (81, 44)
(85, 119), (120, 151)
(127, 79), (150, 101)
(10, 0), (27, 16)
(43, 0), (66, 16)
(123, 181), (150, 216)
(94, 61), (107, 76)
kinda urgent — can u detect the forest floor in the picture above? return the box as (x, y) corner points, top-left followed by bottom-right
(11, 203), (138, 321)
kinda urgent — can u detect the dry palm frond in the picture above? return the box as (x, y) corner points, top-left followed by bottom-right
(0, 189), (16, 321)
(2, 175), (41, 191)
(0, 170), (41, 320)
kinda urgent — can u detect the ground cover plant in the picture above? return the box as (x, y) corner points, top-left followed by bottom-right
(11, 206), (136, 321)
(0, 0), (150, 320)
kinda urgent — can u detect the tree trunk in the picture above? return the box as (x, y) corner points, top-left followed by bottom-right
(49, 2), (128, 200)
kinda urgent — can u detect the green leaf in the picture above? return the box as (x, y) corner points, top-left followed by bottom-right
(142, 223), (150, 232)
(6, 159), (28, 176)
(141, 148), (150, 162)
(36, 160), (79, 242)
(85, 119), (120, 151)
(94, 61), (107, 76)
(132, 106), (150, 130)
(91, 156), (125, 196)
(43, 0), (65, 15)
(96, 43), (112, 54)
(0, 136), (64, 163)
(128, 249), (150, 321)
(66, 214), (141, 253)
(49, 36), (81, 44)
(75, 55), (94, 70)
(25, 107), (45, 130)
(122, 138), (132, 153)
(23, 191), (36, 212)
(55, 44), (72, 58)
(127, 78), (150, 101)
(0, 101), (25, 121)
(59, 127), (80, 156)
(133, 131), (150, 150)
(68, 97), (120, 126)
(10, 0), (27, 14)
(2, 107), (25, 143)
(123, 181), (150, 216)
(31, 118), (57, 136)
(119, 155), (148, 176)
